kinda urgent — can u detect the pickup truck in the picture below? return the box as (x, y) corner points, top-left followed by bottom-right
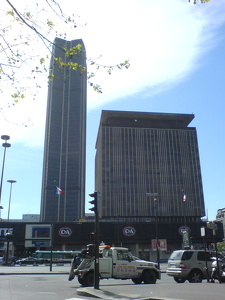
(69, 244), (160, 286)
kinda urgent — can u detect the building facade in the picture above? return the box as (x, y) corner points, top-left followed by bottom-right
(1, 220), (223, 263)
(40, 38), (87, 222)
(95, 111), (205, 220)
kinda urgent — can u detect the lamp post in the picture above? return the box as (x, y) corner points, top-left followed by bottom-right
(4, 180), (16, 265)
(0, 135), (11, 214)
(154, 197), (160, 270)
(147, 192), (160, 269)
(7, 180), (17, 221)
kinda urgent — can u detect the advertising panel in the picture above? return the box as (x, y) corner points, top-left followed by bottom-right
(25, 224), (52, 248)
(151, 239), (167, 251)
(25, 224), (52, 239)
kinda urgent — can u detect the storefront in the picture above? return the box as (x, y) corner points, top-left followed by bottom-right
(0, 221), (223, 262)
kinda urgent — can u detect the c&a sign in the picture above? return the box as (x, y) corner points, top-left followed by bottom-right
(122, 226), (136, 237)
(58, 227), (72, 238)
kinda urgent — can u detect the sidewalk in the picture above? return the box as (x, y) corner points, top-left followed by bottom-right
(0, 264), (70, 275)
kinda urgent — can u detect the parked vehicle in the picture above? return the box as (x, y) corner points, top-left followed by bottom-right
(167, 249), (224, 283)
(211, 257), (225, 283)
(9, 256), (17, 265)
(16, 257), (44, 265)
(69, 244), (161, 287)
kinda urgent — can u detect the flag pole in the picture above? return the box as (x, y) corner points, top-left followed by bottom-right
(182, 190), (186, 226)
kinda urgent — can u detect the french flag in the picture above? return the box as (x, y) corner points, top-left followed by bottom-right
(54, 186), (65, 195)
(182, 193), (187, 202)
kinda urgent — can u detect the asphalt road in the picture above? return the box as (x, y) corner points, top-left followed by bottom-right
(0, 265), (225, 300)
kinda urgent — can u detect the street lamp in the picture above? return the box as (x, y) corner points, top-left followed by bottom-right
(154, 197), (160, 270)
(7, 180), (17, 221)
(147, 192), (160, 269)
(0, 135), (11, 214)
(4, 180), (16, 266)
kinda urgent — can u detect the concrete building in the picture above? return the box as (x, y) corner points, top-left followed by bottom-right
(40, 38), (87, 222)
(95, 110), (205, 221)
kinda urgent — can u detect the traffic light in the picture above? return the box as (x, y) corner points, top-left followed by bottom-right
(88, 232), (95, 240)
(89, 191), (98, 213)
(86, 244), (95, 257)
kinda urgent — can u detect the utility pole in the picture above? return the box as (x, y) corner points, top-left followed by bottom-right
(154, 197), (160, 270)
(89, 191), (100, 289)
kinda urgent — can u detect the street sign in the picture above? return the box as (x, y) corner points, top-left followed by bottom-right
(25, 240), (51, 247)
(206, 222), (218, 230)
(200, 227), (205, 237)
(182, 229), (190, 248)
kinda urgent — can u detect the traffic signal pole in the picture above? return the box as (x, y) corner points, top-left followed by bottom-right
(94, 208), (99, 289)
(89, 191), (100, 289)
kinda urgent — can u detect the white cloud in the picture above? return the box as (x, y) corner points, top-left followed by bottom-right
(1, 0), (225, 146)
(66, 0), (225, 109)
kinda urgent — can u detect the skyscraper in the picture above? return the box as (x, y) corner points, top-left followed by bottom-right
(95, 110), (205, 220)
(40, 38), (86, 222)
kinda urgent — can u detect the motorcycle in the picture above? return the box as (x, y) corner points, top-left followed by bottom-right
(211, 257), (225, 283)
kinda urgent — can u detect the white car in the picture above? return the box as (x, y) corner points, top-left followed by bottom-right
(167, 249), (224, 283)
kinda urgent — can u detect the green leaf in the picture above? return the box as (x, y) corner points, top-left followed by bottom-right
(40, 58), (45, 64)
(47, 20), (55, 27)
(6, 11), (14, 16)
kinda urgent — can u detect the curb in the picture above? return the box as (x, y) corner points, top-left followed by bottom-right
(76, 287), (170, 300)
(77, 287), (140, 299)
(0, 272), (69, 275)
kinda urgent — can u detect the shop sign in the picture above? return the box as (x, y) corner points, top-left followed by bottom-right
(122, 226), (136, 237)
(59, 227), (72, 237)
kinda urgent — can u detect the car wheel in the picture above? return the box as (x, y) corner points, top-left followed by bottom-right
(82, 272), (95, 287)
(188, 270), (203, 283)
(174, 277), (186, 283)
(132, 277), (143, 284)
(143, 270), (157, 284)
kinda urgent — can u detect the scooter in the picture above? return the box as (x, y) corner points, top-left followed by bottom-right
(211, 257), (225, 283)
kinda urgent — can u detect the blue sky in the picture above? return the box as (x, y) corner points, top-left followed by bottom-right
(0, 0), (225, 221)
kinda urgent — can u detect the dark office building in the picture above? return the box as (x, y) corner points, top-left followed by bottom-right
(95, 111), (205, 220)
(40, 38), (87, 222)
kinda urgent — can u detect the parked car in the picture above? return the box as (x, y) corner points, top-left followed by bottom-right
(16, 257), (39, 265)
(8, 256), (17, 265)
(0, 257), (3, 264)
(166, 249), (224, 283)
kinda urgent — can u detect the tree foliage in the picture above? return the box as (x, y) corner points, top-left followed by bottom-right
(189, 0), (211, 4)
(0, 0), (211, 104)
(217, 241), (225, 253)
(0, 0), (130, 103)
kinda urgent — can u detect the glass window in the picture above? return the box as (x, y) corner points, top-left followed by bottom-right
(104, 250), (112, 258)
(181, 251), (194, 261)
(197, 252), (209, 261)
(117, 250), (133, 261)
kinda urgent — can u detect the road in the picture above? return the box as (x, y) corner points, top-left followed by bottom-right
(0, 265), (225, 300)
